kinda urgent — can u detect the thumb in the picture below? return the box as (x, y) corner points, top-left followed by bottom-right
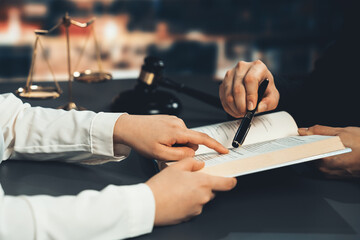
(172, 158), (205, 172)
(298, 128), (310, 136)
(258, 89), (279, 113)
(299, 125), (341, 136)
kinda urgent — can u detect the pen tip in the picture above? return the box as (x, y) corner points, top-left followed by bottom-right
(232, 141), (240, 148)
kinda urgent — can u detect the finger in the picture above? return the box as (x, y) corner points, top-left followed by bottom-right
(243, 60), (268, 111)
(185, 142), (199, 151)
(183, 130), (229, 154)
(257, 87), (279, 113)
(232, 81), (247, 117)
(221, 70), (240, 117)
(181, 216), (194, 223)
(298, 128), (310, 136)
(309, 125), (342, 136)
(220, 83), (238, 118)
(209, 176), (237, 191)
(220, 70), (234, 115)
(299, 125), (341, 136)
(232, 62), (251, 115)
(172, 158), (205, 171)
(157, 144), (197, 161)
(210, 192), (216, 200)
(318, 167), (348, 178)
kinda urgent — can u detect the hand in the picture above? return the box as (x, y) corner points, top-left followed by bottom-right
(219, 60), (279, 118)
(113, 114), (228, 161)
(299, 125), (360, 178)
(146, 158), (237, 225)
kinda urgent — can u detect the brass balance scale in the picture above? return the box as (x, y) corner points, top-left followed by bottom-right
(16, 13), (112, 110)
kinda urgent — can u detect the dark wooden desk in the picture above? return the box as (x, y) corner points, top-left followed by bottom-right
(1, 78), (359, 240)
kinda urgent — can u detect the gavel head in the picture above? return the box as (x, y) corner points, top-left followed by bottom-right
(138, 56), (165, 87)
(111, 56), (181, 115)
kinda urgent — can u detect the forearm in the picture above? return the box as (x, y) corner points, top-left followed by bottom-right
(0, 184), (155, 240)
(0, 188), (35, 239)
(0, 93), (130, 163)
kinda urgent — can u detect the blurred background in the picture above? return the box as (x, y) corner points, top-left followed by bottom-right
(0, 0), (343, 82)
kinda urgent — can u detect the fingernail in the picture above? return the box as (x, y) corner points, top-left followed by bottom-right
(247, 101), (254, 110)
(259, 102), (267, 112)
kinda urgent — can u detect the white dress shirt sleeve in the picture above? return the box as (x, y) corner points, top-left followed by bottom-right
(0, 93), (131, 163)
(0, 93), (156, 239)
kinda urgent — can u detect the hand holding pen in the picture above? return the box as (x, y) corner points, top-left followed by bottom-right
(232, 79), (269, 148)
(219, 60), (279, 118)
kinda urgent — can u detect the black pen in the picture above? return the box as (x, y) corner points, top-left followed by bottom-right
(232, 79), (269, 148)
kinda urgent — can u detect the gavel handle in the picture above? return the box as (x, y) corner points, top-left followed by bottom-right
(159, 77), (223, 109)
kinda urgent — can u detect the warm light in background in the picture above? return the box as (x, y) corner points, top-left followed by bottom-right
(104, 20), (118, 41)
(0, 8), (22, 45)
(22, 3), (47, 17)
(0, 0), (342, 82)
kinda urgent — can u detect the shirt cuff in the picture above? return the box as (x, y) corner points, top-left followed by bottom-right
(90, 112), (131, 161)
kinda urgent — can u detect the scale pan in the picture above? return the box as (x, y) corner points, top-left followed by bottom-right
(73, 71), (112, 83)
(16, 85), (61, 99)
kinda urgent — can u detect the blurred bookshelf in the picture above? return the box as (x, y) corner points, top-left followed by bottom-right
(0, 0), (343, 82)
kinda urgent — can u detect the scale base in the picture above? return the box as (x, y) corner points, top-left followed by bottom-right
(73, 71), (112, 83)
(58, 102), (86, 111)
(16, 85), (61, 99)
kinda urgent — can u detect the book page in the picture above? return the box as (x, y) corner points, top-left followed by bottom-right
(195, 135), (350, 177)
(195, 135), (336, 167)
(192, 111), (298, 155)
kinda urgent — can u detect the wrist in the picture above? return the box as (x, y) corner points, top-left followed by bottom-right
(113, 113), (131, 145)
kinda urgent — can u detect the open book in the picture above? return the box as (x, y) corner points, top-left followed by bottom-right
(161, 111), (351, 177)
